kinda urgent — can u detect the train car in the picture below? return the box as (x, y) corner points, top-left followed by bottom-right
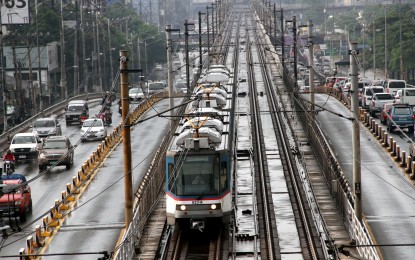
(165, 66), (235, 230)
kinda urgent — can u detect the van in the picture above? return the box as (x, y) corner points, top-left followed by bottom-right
(383, 79), (406, 95)
(65, 100), (89, 125)
(394, 88), (415, 106)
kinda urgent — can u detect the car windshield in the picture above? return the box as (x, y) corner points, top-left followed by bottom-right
(366, 88), (384, 96)
(375, 94), (393, 100)
(149, 83), (164, 90)
(129, 88), (143, 94)
(394, 107), (412, 115)
(83, 120), (103, 128)
(389, 81), (405, 89)
(43, 140), (67, 149)
(34, 120), (55, 127)
(12, 136), (36, 144)
(68, 105), (84, 111)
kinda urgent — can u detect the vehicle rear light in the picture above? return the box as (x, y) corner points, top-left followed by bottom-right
(412, 115), (415, 120)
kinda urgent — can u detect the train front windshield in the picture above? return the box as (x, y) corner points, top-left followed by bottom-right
(169, 154), (227, 196)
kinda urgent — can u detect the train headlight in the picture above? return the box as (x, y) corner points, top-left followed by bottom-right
(180, 205), (186, 211)
(210, 204), (217, 210)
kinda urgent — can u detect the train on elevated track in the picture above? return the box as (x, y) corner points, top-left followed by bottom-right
(165, 65), (236, 230)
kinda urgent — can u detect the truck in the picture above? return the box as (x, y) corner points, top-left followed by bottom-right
(0, 174), (32, 222)
(368, 93), (395, 117)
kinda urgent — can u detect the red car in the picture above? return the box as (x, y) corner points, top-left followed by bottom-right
(380, 103), (394, 125)
(0, 174), (32, 222)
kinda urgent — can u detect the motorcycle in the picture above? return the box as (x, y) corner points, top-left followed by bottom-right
(80, 114), (88, 124)
(97, 110), (112, 126)
(3, 160), (14, 175)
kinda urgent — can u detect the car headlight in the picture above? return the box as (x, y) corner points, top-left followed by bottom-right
(99, 129), (104, 132)
(81, 129), (85, 134)
(49, 129), (56, 134)
(15, 199), (22, 206)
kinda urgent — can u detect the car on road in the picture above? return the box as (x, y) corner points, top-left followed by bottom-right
(0, 174), (32, 222)
(38, 135), (74, 171)
(81, 118), (107, 141)
(386, 103), (415, 133)
(32, 118), (62, 138)
(147, 82), (166, 95)
(368, 93), (395, 117)
(174, 79), (187, 93)
(65, 100), (89, 125)
(380, 103), (394, 125)
(9, 132), (42, 162)
(129, 87), (145, 102)
(362, 86), (384, 109)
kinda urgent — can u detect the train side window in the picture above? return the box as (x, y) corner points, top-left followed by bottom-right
(168, 163), (175, 191)
(220, 162), (227, 192)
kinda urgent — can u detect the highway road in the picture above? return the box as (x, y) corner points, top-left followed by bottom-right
(0, 98), (174, 259)
(314, 93), (415, 259)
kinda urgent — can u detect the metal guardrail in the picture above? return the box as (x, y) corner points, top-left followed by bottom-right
(0, 93), (104, 150)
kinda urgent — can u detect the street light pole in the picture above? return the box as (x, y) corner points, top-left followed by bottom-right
(81, 0), (87, 93)
(60, 0), (67, 100)
(36, 0), (43, 112)
(384, 3), (387, 78)
(108, 19), (114, 87)
(198, 11), (205, 72)
(145, 41), (148, 76)
(185, 20), (194, 92)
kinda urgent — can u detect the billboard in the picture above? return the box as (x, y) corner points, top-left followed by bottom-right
(1, 0), (30, 24)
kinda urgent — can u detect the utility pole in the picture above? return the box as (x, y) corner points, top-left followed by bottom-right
(273, 4), (277, 51)
(74, 0), (79, 95)
(166, 25), (179, 127)
(206, 6), (210, 58)
(398, 0), (403, 79)
(0, 9), (7, 132)
(60, 0), (67, 100)
(280, 8), (284, 71)
(308, 20), (314, 119)
(349, 42), (362, 222)
(292, 16), (298, 89)
(198, 11), (205, 72)
(120, 50), (133, 226)
(26, 39), (37, 114)
(211, 3), (215, 45)
(108, 19), (114, 87)
(384, 4), (387, 78)
(81, 0), (87, 93)
(184, 20), (194, 92)
(36, 0), (43, 112)
(96, 7), (103, 92)
(93, 19), (97, 92)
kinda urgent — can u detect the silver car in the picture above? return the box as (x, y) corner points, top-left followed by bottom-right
(32, 118), (62, 138)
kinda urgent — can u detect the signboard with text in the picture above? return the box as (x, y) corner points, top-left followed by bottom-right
(1, 0), (30, 24)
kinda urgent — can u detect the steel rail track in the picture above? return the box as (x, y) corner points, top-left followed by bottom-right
(252, 18), (323, 260)
(246, 29), (278, 260)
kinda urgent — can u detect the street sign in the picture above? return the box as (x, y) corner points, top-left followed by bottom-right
(1, 0), (30, 24)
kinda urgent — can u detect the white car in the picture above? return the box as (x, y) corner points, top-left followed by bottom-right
(129, 87), (145, 102)
(81, 118), (107, 141)
(9, 132), (43, 161)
